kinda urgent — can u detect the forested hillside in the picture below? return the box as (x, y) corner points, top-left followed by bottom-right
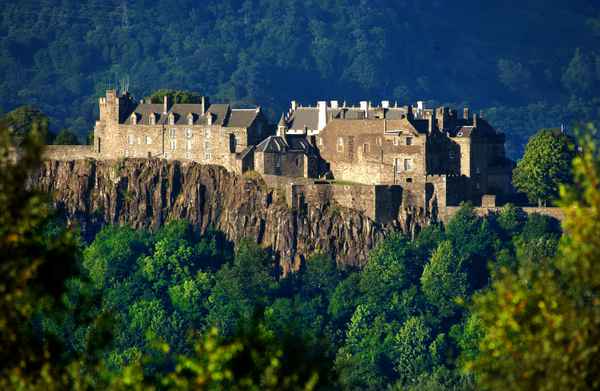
(1, 0), (599, 157)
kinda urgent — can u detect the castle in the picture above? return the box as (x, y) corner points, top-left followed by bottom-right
(44, 90), (520, 223)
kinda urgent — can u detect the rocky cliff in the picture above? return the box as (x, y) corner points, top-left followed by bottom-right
(34, 159), (421, 272)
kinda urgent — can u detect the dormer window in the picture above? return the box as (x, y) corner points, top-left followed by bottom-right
(207, 113), (213, 126)
(187, 113), (194, 125)
(168, 113), (175, 125)
(130, 113), (138, 125)
(149, 113), (156, 125)
(406, 137), (413, 145)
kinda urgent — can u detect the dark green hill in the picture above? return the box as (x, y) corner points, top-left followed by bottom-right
(1, 0), (599, 157)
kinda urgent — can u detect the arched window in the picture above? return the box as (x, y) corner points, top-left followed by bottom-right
(130, 113), (137, 125)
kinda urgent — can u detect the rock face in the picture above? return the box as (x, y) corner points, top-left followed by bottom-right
(34, 159), (418, 272)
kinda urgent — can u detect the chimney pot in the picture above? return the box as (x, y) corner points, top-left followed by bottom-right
(163, 95), (168, 114)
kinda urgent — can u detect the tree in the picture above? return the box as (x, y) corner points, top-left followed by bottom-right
(562, 48), (595, 97)
(513, 128), (576, 206)
(0, 118), (81, 388)
(421, 241), (467, 319)
(148, 89), (203, 104)
(53, 128), (80, 145)
(469, 125), (600, 390)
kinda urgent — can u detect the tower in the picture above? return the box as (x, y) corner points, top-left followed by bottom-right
(277, 113), (288, 137)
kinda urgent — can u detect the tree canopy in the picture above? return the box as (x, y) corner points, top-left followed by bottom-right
(512, 128), (576, 205)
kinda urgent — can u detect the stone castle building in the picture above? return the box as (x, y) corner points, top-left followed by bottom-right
(43, 90), (516, 221)
(92, 89), (269, 173)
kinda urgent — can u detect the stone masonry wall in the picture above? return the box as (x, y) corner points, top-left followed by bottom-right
(43, 145), (98, 160)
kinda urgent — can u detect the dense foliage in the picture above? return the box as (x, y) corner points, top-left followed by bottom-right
(4, 121), (600, 389)
(37, 204), (560, 389)
(1, 0), (599, 157)
(512, 128), (576, 205)
(469, 124), (600, 390)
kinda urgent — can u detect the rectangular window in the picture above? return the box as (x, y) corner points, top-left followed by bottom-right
(393, 137), (399, 146)
(394, 158), (402, 174)
(204, 140), (211, 160)
(404, 158), (414, 171)
(170, 139), (177, 151)
(145, 136), (152, 145)
(362, 143), (369, 154)
(336, 137), (344, 152)
(204, 128), (211, 138)
(170, 128), (176, 138)
(186, 128), (193, 138)
(186, 140), (192, 151)
(406, 137), (413, 145)
(128, 134), (135, 145)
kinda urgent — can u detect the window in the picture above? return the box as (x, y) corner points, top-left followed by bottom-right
(170, 139), (177, 151)
(393, 137), (399, 146)
(131, 113), (137, 125)
(336, 137), (344, 152)
(406, 178), (413, 183)
(362, 143), (369, 154)
(124, 149), (129, 157)
(187, 115), (194, 125)
(145, 136), (152, 145)
(394, 158), (402, 174)
(149, 114), (156, 125)
(170, 128), (176, 138)
(186, 139), (192, 151)
(204, 140), (211, 160)
(204, 128), (211, 138)
(128, 134), (135, 145)
(406, 137), (413, 145)
(404, 158), (414, 171)
(186, 128), (193, 138)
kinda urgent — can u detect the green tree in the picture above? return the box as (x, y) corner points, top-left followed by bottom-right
(513, 128), (576, 206)
(469, 125), (600, 390)
(421, 241), (467, 319)
(0, 118), (82, 388)
(148, 89), (203, 104)
(53, 128), (80, 145)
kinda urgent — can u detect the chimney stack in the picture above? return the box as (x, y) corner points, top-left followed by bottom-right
(291, 100), (297, 111)
(360, 100), (368, 118)
(473, 113), (478, 127)
(163, 95), (168, 114)
(381, 100), (390, 109)
(317, 101), (327, 131)
(330, 100), (339, 109)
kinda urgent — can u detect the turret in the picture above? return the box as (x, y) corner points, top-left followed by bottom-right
(277, 113), (288, 137)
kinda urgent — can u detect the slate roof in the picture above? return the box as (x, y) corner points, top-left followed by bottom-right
(255, 136), (289, 153)
(228, 109), (259, 128)
(255, 135), (316, 156)
(287, 106), (411, 131)
(123, 101), (259, 128)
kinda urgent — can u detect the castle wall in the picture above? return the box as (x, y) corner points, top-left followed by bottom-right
(319, 119), (426, 185)
(43, 145), (97, 160)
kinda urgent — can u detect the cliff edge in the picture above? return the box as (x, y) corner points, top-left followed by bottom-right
(33, 159), (411, 272)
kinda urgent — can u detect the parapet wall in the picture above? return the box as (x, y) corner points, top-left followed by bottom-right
(43, 145), (97, 160)
(445, 206), (564, 223)
(288, 182), (404, 223)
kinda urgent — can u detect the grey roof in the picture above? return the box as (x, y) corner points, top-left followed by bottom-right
(207, 104), (230, 126)
(228, 109), (259, 128)
(255, 135), (316, 156)
(123, 101), (259, 129)
(256, 136), (289, 153)
(287, 106), (411, 130)
(288, 108), (319, 131)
